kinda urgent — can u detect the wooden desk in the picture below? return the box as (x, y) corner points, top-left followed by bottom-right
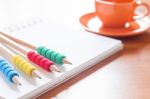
(38, 1), (150, 99)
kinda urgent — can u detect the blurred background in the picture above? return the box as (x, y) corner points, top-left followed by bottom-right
(0, 0), (93, 30)
(0, 0), (149, 30)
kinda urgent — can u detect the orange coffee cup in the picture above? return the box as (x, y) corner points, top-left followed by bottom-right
(95, 0), (150, 28)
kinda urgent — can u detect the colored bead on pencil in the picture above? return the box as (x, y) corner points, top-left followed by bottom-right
(37, 46), (66, 64)
(27, 51), (54, 72)
(0, 57), (19, 83)
(12, 55), (37, 77)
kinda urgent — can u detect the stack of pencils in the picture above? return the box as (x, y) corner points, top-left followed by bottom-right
(0, 32), (72, 86)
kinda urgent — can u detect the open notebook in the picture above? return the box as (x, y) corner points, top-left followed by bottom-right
(0, 18), (123, 99)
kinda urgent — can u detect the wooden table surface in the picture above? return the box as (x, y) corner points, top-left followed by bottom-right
(38, 1), (150, 99)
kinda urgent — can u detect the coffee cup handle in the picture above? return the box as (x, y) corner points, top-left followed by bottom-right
(134, 1), (150, 20)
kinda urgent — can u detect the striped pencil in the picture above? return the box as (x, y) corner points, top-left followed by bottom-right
(0, 32), (72, 65)
(0, 34), (60, 72)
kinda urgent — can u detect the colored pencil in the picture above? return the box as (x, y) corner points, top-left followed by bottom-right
(0, 34), (60, 72)
(0, 43), (41, 79)
(0, 56), (21, 86)
(0, 32), (72, 65)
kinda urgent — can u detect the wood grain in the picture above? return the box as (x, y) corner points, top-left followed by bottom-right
(38, 1), (150, 99)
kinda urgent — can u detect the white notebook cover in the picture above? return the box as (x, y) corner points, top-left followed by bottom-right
(0, 19), (123, 99)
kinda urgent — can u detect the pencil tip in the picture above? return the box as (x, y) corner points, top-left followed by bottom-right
(18, 83), (22, 86)
(38, 76), (42, 79)
(63, 58), (72, 65)
(50, 65), (61, 73)
(12, 76), (22, 86)
(57, 70), (61, 73)
(68, 62), (73, 65)
(32, 70), (42, 79)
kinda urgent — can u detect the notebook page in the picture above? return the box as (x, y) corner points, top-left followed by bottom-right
(0, 19), (123, 99)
